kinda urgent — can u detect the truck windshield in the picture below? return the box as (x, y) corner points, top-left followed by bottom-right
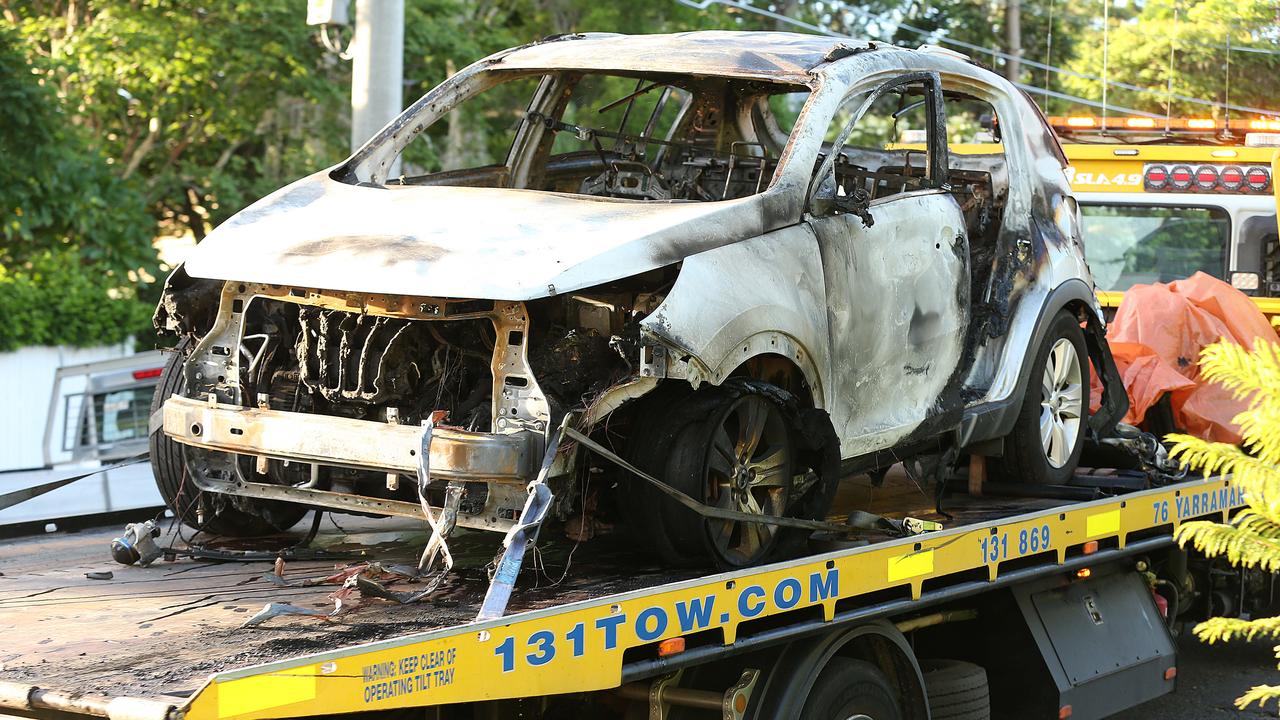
(1080, 204), (1230, 291)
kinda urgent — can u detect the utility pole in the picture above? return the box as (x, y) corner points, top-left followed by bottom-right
(349, 0), (404, 173)
(1004, 0), (1022, 83)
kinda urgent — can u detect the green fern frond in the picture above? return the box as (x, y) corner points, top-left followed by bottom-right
(1194, 615), (1280, 643)
(1236, 683), (1280, 710)
(1234, 511), (1280, 542)
(1176, 520), (1280, 572)
(1235, 403), (1280, 466)
(1199, 341), (1280, 406)
(1173, 340), (1280, 713)
(1167, 435), (1280, 509)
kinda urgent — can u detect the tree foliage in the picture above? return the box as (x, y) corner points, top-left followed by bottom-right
(0, 19), (154, 349)
(1172, 340), (1280, 710)
(1061, 0), (1280, 116)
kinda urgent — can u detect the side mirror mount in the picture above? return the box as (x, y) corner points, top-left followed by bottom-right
(809, 171), (875, 227)
(810, 171), (838, 217)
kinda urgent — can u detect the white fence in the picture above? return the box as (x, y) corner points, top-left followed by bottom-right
(0, 341), (135, 471)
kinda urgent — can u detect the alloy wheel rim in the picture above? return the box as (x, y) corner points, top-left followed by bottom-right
(705, 396), (792, 565)
(1040, 338), (1083, 468)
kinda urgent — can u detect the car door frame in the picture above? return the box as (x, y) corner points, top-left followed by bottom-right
(804, 69), (973, 458)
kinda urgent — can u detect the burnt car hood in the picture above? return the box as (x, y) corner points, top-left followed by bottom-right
(182, 171), (765, 301)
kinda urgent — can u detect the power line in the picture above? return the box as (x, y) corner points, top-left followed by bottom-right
(677, 0), (1280, 117)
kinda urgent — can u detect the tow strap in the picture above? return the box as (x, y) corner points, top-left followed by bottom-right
(0, 453), (150, 512)
(561, 426), (940, 537)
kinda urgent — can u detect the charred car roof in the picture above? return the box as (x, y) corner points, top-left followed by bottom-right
(494, 31), (877, 82)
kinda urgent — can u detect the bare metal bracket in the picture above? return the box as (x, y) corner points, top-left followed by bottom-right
(475, 414), (570, 621)
(417, 416), (462, 575)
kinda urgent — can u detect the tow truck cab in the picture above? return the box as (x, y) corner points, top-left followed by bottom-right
(1048, 116), (1280, 326)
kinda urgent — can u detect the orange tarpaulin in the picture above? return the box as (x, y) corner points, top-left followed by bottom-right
(1091, 272), (1279, 443)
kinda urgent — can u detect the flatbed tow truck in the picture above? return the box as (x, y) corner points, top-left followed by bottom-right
(0, 462), (1250, 720)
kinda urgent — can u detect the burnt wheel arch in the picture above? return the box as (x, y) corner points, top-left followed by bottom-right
(955, 278), (1128, 451)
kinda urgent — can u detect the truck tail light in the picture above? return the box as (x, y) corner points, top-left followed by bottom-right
(132, 368), (163, 380)
(1168, 165), (1194, 191)
(1144, 165), (1168, 189)
(1194, 165), (1219, 190)
(657, 637), (686, 657)
(1246, 166), (1271, 191)
(1219, 166), (1245, 191)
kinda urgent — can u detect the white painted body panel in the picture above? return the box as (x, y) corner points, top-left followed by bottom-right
(183, 176), (764, 301)
(809, 192), (968, 455)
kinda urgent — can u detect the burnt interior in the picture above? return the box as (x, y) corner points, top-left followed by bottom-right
(390, 72), (803, 203)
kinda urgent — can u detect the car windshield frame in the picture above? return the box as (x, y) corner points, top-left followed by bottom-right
(337, 65), (819, 200)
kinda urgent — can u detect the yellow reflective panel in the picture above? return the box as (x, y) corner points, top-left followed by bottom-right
(1065, 160), (1143, 192)
(178, 477), (1245, 720)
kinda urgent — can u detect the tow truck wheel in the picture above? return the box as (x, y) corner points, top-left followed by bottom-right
(798, 657), (904, 720)
(150, 341), (306, 536)
(994, 310), (1090, 485)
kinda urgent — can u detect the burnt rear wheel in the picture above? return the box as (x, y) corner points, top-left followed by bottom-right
(150, 341), (306, 536)
(992, 309), (1090, 485)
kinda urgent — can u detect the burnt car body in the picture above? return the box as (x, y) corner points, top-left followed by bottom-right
(151, 32), (1126, 571)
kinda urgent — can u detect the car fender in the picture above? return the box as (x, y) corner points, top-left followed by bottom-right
(639, 224), (830, 407)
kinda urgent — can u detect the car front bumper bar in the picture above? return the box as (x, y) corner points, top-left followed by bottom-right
(162, 394), (540, 483)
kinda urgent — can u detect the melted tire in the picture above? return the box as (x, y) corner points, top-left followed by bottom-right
(150, 341), (305, 536)
(992, 309), (1090, 485)
(618, 383), (702, 564)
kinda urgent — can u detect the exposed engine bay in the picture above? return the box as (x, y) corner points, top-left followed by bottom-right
(156, 268), (675, 537)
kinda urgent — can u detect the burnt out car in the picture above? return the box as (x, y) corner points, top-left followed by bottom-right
(151, 32), (1126, 571)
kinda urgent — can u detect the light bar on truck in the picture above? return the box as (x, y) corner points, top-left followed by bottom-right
(1193, 165), (1219, 190)
(1140, 162), (1271, 194)
(1219, 166), (1245, 191)
(1049, 115), (1280, 134)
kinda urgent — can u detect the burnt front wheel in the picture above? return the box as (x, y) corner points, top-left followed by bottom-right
(700, 394), (795, 567)
(150, 341), (306, 536)
(993, 310), (1090, 485)
(654, 385), (801, 569)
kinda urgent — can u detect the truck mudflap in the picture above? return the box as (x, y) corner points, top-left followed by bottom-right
(143, 476), (1239, 720)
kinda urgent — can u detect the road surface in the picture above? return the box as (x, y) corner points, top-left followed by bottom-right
(1117, 630), (1278, 719)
